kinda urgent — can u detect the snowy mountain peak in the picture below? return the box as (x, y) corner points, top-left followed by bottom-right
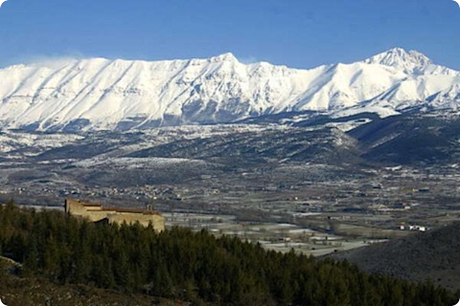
(363, 47), (433, 74)
(362, 47), (459, 77)
(208, 52), (239, 63)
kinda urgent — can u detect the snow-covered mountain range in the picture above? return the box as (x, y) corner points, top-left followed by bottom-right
(0, 47), (459, 131)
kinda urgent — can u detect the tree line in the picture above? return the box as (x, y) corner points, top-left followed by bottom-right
(0, 200), (457, 305)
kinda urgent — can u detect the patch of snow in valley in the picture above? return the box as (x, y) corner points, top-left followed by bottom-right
(73, 157), (207, 169)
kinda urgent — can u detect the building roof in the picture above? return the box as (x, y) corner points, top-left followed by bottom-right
(66, 198), (161, 215)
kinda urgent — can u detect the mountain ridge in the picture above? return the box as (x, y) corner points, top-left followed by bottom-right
(0, 48), (459, 131)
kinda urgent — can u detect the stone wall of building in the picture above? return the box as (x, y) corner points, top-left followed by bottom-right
(107, 212), (165, 232)
(65, 198), (165, 231)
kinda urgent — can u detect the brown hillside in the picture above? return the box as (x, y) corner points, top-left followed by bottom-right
(0, 266), (187, 306)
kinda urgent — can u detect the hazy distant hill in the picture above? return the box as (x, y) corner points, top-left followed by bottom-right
(329, 222), (460, 292)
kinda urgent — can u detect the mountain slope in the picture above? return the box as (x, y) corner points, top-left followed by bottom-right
(330, 222), (460, 292)
(362, 47), (458, 76)
(348, 112), (460, 165)
(0, 48), (459, 131)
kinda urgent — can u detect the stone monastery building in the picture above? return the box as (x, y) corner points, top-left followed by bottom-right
(65, 198), (165, 232)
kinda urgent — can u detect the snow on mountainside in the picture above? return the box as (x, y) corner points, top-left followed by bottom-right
(0, 48), (459, 131)
(363, 47), (458, 76)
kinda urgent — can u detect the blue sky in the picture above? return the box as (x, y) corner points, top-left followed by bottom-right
(0, 0), (459, 69)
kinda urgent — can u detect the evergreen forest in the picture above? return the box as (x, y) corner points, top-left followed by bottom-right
(0, 200), (457, 306)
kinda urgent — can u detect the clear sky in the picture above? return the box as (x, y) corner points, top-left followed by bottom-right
(0, 0), (459, 69)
